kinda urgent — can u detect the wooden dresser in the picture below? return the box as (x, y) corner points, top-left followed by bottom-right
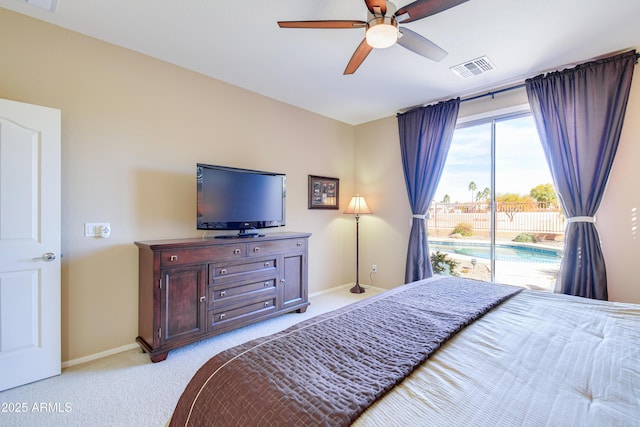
(135, 232), (310, 362)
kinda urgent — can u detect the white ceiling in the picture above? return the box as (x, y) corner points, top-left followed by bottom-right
(2, 0), (640, 125)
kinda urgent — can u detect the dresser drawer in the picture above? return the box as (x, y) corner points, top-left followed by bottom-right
(210, 257), (277, 282)
(160, 245), (246, 267)
(209, 297), (277, 331)
(248, 238), (306, 256)
(209, 278), (277, 308)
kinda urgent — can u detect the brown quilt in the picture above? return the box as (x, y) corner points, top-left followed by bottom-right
(169, 276), (521, 426)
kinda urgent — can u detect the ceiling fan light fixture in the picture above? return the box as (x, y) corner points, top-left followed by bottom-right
(365, 17), (398, 49)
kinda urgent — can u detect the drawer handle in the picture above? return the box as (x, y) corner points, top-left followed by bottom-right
(264, 302), (269, 307)
(264, 282), (270, 287)
(264, 262), (270, 267)
(281, 279), (285, 285)
(200, 296), (206, 303)
(234, 248), (241, 254)
(170, 255), (178, 261)
(220, 268), (227, 275)
(297, 242), (302, 247)
(220, 313), (226, 320)
(253, 247), (260, 252)
(220, 291), (226, 297)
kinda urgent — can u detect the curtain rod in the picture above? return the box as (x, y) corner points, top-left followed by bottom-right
(460, 83), (526, 103)
(460, 52), (640, 104)
(402, 51), (640, 113)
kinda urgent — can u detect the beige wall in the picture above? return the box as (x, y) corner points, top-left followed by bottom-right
(354, 117), (410, 289)
(355, 76), (640, 304)
(599, 70), (640, 304)
(0, 9), (357, 362)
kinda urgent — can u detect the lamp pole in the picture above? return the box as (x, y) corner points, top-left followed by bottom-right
(344, 194), (371, 294)
(350, 213), (364, 294)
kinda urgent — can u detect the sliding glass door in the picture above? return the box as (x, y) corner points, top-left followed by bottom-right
(428, 112), (563, 290)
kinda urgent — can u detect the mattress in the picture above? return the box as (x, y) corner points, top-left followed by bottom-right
(355, 289), (640, 426)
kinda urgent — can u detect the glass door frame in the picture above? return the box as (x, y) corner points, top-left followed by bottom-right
(454, 106), (533, 282)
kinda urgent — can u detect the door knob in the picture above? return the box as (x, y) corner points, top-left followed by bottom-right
(33, 252), (56, 262)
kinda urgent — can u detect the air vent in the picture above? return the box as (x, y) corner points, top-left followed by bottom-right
(21, 0), (57, 12)
(450, 56), (496, 79)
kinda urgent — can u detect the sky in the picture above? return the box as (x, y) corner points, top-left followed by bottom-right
(435, 114), (554, 203)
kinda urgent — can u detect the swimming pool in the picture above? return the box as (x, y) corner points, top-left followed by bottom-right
(429, 241), (562, 264)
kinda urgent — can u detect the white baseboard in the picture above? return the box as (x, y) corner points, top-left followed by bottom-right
(308, 283), (351, 297)
(62, 342), (140, 369)
(62, 283), (387, 369)
(309, 283), (386, 298)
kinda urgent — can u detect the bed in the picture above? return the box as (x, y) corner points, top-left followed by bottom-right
(169, 276), (640, 426)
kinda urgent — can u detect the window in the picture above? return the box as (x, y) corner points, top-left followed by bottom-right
(428, 110), (563, 290)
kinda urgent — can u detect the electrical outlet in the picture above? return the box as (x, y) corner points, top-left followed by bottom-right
(372, 264), (377, 273)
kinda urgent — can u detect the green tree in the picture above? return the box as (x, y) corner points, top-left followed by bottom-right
(468, 181), (477, 203)
(496, 193), (530, 203)
(529, 183), (557, 207)
(496, 193), (537, 221)
(442, 194), (451, 204)
(476, 187), (490, 201)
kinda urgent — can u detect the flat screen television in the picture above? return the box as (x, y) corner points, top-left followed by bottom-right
(196, 163), (286, 238)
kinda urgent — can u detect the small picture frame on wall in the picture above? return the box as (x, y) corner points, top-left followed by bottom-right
(308, 175), (339, 210)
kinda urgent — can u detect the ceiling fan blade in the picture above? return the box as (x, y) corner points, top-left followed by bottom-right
(364, 0), (387, 15)
(278, 20), (366, 29)
(397, 27), (448, 62)
(395, 0), (468, 23)
(344, 38), (374, 75)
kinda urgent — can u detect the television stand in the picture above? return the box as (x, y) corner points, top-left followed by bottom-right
(135, 232), (311, 362)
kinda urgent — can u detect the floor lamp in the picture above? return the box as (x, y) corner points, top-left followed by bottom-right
(344, 194), (372, 293)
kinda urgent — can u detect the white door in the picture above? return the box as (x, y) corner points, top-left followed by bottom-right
(0, 99), (61, 391)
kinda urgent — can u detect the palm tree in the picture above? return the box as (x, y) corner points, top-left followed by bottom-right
(477, 187), (490, 201)
(468, 181), (477, 203)
(442, 194), (451, 204)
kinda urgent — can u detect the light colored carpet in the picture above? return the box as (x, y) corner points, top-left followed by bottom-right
(0, 284), (383, 427)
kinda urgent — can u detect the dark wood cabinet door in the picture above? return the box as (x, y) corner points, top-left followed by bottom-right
(159, 265), (206, 345)
(281, 252), (307, 310)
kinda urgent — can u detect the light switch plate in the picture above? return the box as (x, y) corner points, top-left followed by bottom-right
(85, 223), (110, 237)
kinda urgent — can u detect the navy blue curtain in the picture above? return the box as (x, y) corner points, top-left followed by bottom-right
(398, 98), (460, 283)
(525, 50), (636, 300)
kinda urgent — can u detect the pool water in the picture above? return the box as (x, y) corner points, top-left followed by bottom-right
(429, 241), (562, 264)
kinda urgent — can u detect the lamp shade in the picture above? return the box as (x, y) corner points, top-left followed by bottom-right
(344, 194), (372, 215)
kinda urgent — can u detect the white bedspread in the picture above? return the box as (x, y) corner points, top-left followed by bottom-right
(354, 290), (640, 426)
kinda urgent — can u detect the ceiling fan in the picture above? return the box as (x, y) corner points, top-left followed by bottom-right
(278, 0), (469, 74)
